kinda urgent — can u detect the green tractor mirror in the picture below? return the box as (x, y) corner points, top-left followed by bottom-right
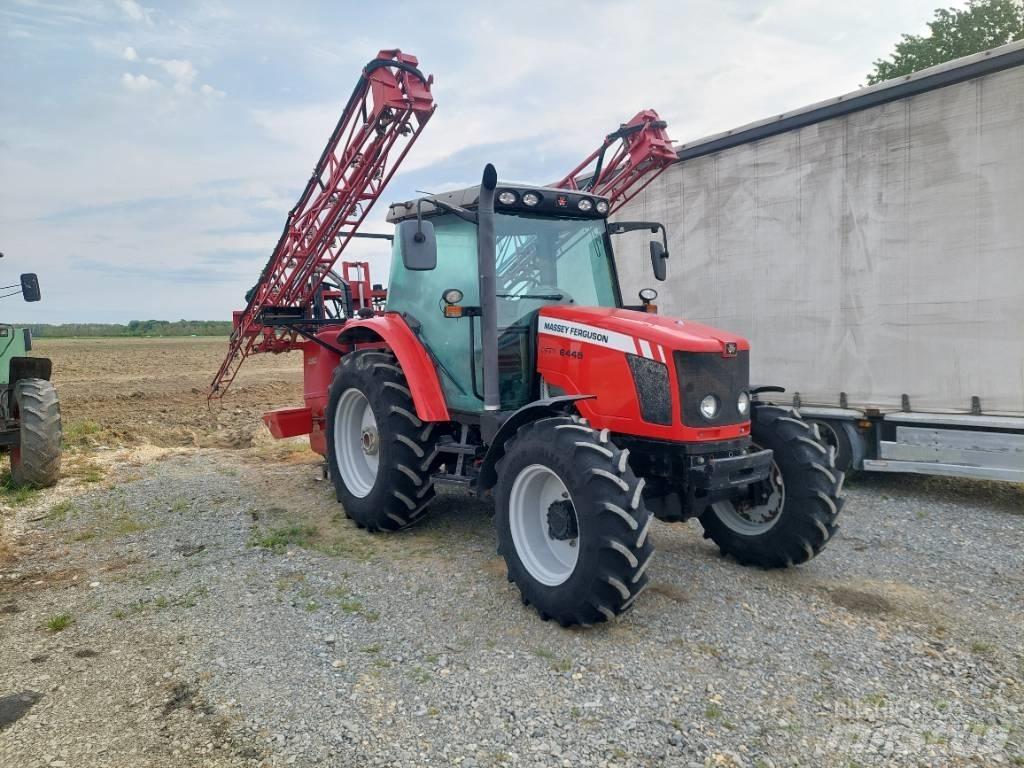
(0, 267), (61, 487)
(21, 273), (41, 302)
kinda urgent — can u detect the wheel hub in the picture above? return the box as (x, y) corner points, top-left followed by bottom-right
(710, 444), (786, 535)
(360, 426), (379, 456)
(546, 498), (578, 541)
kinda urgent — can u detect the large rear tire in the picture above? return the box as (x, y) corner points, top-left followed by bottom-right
(10, 378), (62, 488)
(325, 350), (436, 531)
(698, 405), (843, 568)
(495, 415), (654, 626)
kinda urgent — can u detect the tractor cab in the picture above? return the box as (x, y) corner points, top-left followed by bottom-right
(385, 183), (667, 413)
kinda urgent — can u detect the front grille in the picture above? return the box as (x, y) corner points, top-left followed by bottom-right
(626, 354), (671, 425)
(674, 350), (749, 427)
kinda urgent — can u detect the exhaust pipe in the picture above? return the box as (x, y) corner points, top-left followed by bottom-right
(477, 163), (500, 411)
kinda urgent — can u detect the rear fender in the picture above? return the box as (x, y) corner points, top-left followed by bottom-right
(335, 315), (450, 422)
(478, 395), (594, 491)
(10, 357), (52, 388)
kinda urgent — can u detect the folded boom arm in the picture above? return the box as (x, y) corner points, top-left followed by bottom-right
(208, 49), (435, 400)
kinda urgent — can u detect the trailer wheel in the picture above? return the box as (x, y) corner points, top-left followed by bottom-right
(10, 378), (62, 488)
(495, 415), (654, 626)
(698, 405), (843, 568)
(325, 350), (436, 531)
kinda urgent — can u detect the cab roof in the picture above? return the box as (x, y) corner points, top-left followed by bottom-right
(386, 183), (610, 223)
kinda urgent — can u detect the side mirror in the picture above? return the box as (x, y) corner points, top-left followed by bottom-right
(649, 241), (667, 282)
(21, 273), (41, 302)
(398, 219), (437, 271)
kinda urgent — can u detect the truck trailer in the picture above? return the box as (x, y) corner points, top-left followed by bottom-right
(616, 41), (1024, 483)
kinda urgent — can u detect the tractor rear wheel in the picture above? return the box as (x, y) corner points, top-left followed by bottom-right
(698, 405), (843, 568)
(495, 415), (654, 626)
(325, 350), (436, 531)
(10, 378), (62, 488)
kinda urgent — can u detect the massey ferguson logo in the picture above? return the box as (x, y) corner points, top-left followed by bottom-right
(723, 342), (738, 358)
(541, 320), (610, 345)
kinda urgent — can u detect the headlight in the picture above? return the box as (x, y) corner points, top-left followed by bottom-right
(497, 190), (517, 206)
(595, 200), (609, 214)
(737, 391), (750, 417)
(577, 198), (593, 212)
(441, 288), (464, 305)
(699, 394), (720, 420)
(522, 192), (540, 206)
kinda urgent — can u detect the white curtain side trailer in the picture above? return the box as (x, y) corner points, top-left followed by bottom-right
(616, 41), (1024, 483)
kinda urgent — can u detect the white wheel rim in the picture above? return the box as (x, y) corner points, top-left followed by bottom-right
(333, 388), (379, 498)
(508, 464), (579, 586)
(711, 451), (785, 535)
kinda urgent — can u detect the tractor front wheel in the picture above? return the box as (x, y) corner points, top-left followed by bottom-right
(10, 378), (62, 488)
(698, 405), (843, 568)
(495, 415), (654, 626)
(325, 350), (436, 531)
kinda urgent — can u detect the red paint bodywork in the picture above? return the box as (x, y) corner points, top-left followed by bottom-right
(536, 306), (751, 443)
(282, 314), (450, 455)
(287, 305), (752, 456)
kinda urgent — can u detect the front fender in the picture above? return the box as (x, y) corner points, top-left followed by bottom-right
(336, 314), (450, 422)
(478, 395), (594, 491)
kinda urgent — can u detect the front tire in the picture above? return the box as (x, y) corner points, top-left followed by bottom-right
(698, 405), (843, 568)
(495, 416), (654, 626)
(325, 350), (436, 531)
(10, 378), (62, 488)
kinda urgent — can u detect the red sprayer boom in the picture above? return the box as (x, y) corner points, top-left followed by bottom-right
(209, 50), (435, 399)
(553, 109), (676, 213)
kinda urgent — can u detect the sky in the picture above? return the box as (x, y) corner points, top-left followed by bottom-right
(1, 0), (943, 324)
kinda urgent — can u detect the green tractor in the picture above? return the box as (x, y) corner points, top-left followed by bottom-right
(1, 268), (61, 488)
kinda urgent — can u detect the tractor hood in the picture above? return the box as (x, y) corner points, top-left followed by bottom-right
(538, 306), (749, 356)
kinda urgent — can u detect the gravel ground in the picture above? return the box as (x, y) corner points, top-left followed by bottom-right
(1, 445), (1022, 768)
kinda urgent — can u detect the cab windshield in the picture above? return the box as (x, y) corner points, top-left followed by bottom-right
(495, 213), (619, 317)
(385, 211), (620, 412)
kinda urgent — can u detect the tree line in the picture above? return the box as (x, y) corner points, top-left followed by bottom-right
(27, 320), (234, 338)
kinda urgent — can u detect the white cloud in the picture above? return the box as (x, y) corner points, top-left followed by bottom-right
(115, 0), (150, 23)
(6, 0), (949, 322)
(120, 72), (159, 91)
(148, 57), (198, 93)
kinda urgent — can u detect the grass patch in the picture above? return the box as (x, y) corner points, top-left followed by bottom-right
(862, 692), (887, 707)
(532, 646), (572, 673)
(249, 524), (317, 553)
(45, 612), (73, 632)
(69, 528), (97, 542)
(110, 515), (148, 536)
(705, 703), (722, 719)
(63, 419), (103, 447)
(80, 467), (105, 483)
(338, 596), (379, 621)
(970, 641), (994, 655)
(45, 499), (74, 523)
(0, 472), (39, 506)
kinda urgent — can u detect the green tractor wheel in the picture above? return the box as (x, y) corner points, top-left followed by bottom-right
(10, 378), (62, 488)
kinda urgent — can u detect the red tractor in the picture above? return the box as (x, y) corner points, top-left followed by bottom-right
(212, 51), (844, 626)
